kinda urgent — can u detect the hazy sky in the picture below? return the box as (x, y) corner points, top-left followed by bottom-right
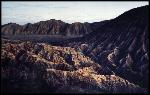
(2, 1), (148, 25)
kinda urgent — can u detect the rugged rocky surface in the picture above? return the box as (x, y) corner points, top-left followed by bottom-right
(1, 39), (147, 93)
(1, 5), (149, 93)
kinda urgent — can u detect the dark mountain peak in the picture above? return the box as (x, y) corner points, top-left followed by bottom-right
(115, 5), (148, 21)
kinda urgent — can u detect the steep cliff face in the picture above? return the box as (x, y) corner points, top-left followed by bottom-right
(1, 19), (93, 36)
(64, 5), (149, 88)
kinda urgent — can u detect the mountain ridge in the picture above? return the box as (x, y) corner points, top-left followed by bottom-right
(2, 19), (94, 36)
(2, 5), (148, 37)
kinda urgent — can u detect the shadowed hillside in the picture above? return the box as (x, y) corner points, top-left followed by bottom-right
(62, 5), (149, 88)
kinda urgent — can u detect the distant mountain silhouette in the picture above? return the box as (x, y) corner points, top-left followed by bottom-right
(2, 19), (94, 37)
